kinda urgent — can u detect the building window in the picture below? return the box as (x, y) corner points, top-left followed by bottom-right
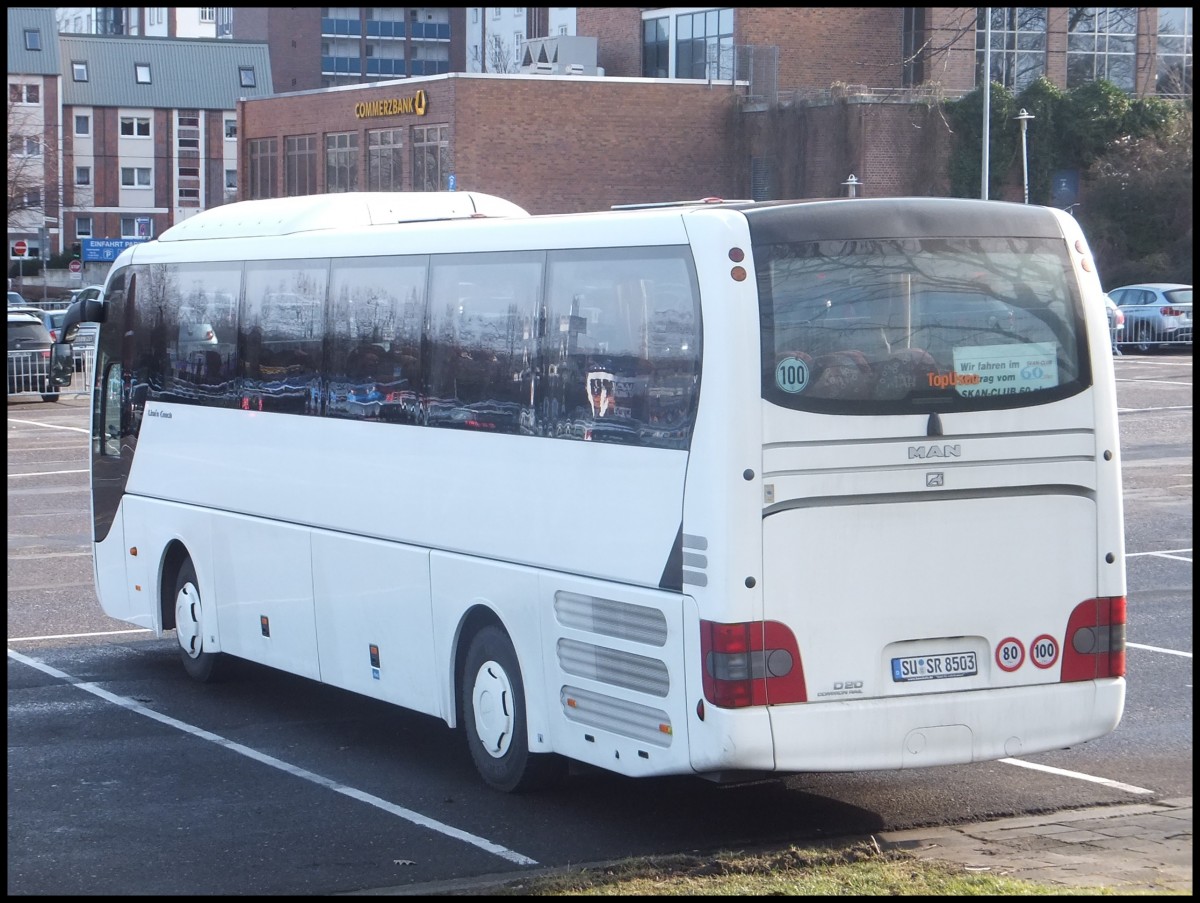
(120, 217), (151, 238)
(18, 136), (42, 156)
(76, 216), (93, 238)
(225, 169), (238, 189)
(23, 188), (42, 207)
(24, 29), (42, 51)
(75, 114), (90, 135)
(1066, 7), (1136, 92)
(412, 123), (450, 192)
(367, 128), (403, 190)
(75, 166), (91, 186)
(239, 66), (257, 88)
(9, 83), (39, 104)
(200, 8), (216, 23)
(135, 63), (152, 84)
(675, 8), (735, 80)
(643, 16), (669, 78)
(121, 167), (152, 187)
(977, 7), (1049, 92)
(120, 116), (151, 137)
(72, 61), (89, 82)
(177, 111), (200, 150)
(493, 8), (500, 19)
(285, 134), (317, 196)
(247, 137), (278, 200)
(325, 132), (359, 192)
(225, 118), (238, 139)
(1156, 7), (1193, 96)
(902, 8), (927, 87)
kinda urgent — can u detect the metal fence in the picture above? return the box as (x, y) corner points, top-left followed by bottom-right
(6, 346), (93, 400)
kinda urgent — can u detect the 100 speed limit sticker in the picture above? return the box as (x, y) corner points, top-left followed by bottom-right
(994, 635), (1061, 672)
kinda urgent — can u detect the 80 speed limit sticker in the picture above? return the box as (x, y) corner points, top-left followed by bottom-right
(995, 637), (1025, 672)
(1030, 634), (1059, 669)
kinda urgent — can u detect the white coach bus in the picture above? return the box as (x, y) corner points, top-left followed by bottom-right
(70, 191), (1126, 791)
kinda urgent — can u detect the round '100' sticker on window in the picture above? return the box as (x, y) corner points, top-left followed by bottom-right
(776, 356), (810, 394)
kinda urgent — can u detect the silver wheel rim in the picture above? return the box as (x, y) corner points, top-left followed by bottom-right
(471, 659), (515, 759)
(175, 581), (203, 660)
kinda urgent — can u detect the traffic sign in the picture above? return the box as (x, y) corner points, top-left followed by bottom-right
(69, 259), (82, 273)
(13, 240), (28, 257)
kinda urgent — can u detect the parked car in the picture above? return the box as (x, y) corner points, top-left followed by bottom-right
(8, 290), (29, 307)
(70, 284), (105, 305)
(9, 305), (67, 341)
(7, 311), (72, 401)
(1108, 283), (1193, 352)
(1103, 293), (1125, 353)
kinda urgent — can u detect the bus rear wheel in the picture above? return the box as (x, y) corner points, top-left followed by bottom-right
(461, 625), (564, 793)
(174, 559), (221, 682)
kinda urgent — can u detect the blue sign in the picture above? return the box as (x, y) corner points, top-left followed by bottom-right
(447, 173), (456, 191)
(82, 237), (146, 262)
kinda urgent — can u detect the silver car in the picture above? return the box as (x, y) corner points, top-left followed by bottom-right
(1108, 283), (1192, 352)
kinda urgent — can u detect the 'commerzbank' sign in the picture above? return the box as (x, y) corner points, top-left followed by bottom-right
(354, 89), (428, 119)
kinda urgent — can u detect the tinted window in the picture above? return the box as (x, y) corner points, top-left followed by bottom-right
(9, 321), (52, 346)
(327, 256), (427, 421)
(426, 252), (542, 434)
(241, 262), (327, 413)
(759, 237), (1089, 413)
(542, 247), (701, 447)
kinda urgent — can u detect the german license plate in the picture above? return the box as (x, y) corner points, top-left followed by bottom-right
(891, 651), (978, 682)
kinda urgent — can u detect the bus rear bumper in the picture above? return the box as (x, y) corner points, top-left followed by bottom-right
(765, 678), (1126, 772)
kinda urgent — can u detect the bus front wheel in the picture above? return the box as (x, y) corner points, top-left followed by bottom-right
(461, 625), (564, 793)
(174, 559), (221, 682)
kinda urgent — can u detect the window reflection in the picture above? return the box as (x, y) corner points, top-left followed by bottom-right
(241, 261), (327, 414)
(327, 256), (426, 421)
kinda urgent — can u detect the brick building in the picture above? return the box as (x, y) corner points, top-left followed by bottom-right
(238, 7), (1190, 215)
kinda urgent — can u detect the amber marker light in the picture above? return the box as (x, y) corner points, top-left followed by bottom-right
(731, 266), (747, 282)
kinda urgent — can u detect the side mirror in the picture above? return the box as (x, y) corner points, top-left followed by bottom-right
(84, 297), (107, 322)
(51, 343), (74, 388)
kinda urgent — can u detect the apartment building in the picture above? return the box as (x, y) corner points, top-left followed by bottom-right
(7, 7), (272, 261)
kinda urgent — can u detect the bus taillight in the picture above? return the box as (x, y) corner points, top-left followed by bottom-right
(1061, 596), (1127, 681)
(700, 619), (807, 708)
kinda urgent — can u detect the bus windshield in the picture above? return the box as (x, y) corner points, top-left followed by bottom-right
(758, 236), (1091, 414)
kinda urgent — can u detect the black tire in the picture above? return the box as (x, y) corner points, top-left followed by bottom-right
(174, 558), (221, 682)
(1130, 325), (1154, 354)
(461, 625), (565, 793)
(41, 393), (60, 403)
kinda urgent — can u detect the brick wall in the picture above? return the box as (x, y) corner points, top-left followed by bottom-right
(577, 8), (644, 78)
(242, 74), (739, 214)
(738, 8), (908, 91)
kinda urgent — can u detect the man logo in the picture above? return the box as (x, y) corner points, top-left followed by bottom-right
(909, 444), (961, 459)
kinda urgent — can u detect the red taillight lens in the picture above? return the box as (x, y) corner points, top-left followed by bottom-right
(1161, 307), (1183, 317)
(699, 619), (806, 708)
(1061, 597), (1127, 681)
(40, 349), (51, 360)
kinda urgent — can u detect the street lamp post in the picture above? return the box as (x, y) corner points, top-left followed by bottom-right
(1015, 108), (1035, 204)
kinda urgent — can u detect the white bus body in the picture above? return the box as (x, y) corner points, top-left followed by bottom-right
(77, 192), (1126, 791)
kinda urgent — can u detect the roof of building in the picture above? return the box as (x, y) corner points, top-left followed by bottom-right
(7, 8), (62, 76)
(58, 33), (273, 110)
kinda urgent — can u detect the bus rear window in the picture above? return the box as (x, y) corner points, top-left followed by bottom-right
(758, 237), (1091, 413)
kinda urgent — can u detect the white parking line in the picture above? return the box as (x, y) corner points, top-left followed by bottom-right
(999, 758), (1154, 795)
(7, 647), (539, 868)
(6, 418), (90, 433)
(1127, 642), (1192, 658)
(1128, 548), (1192, 562)
(8, 469), (89, 477)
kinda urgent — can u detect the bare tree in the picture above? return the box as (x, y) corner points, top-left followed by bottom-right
(7, 94), (52, 230)
(487, 34), (518, 74)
